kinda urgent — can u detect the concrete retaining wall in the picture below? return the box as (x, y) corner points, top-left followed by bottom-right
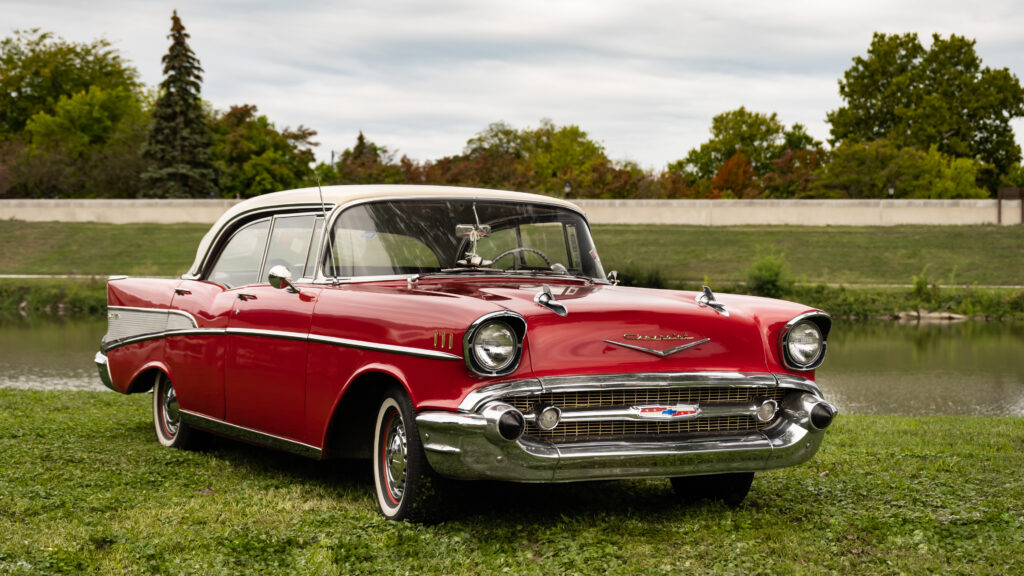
(1, 198), (1021, 226)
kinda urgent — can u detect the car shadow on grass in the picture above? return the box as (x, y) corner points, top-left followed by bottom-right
(180, 431), (799, 523)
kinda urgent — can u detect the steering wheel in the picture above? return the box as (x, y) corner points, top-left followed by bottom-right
(490, 247), (553, 270)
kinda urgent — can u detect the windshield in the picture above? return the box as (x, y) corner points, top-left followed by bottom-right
(324, 199), (606, 280)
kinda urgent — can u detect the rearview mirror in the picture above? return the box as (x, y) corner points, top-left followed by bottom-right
(456, 224), (490, 237)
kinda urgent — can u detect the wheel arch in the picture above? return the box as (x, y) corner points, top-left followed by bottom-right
(321, 369), (412, 459)
(126, 364), (167, 394)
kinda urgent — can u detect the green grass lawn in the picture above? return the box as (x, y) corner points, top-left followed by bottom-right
(591, 224), (1024, 287)
(1, 390), (1021, 575)
(2, 221), (1023, 286)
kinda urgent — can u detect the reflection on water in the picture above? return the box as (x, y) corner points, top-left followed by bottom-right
(0, 319), (107, 391)
(1, 319), (1022, 416)
(816, 321), (1024, 416)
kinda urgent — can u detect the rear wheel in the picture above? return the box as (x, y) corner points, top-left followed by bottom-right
(670, 472), (754, 507)
(372, 386), (443, 522)
(153, 373), (193, 449)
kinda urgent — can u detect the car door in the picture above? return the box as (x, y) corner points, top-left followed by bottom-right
(222, 214), (322, 442)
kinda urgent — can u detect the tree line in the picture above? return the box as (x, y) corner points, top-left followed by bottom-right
(1, 15), (1022, 200)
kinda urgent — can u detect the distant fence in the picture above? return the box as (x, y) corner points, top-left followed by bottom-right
(1, 198), (1021, 226)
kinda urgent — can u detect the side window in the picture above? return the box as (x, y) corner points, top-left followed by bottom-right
(208, 219), (271, 288)
(303, 217), (325, 279)
(265, 214), (317, 281)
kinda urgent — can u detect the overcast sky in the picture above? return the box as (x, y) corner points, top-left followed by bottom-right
(4, 0), (1024, 169)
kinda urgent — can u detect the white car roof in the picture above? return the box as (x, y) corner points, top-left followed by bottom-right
(187, 184), (585, 278)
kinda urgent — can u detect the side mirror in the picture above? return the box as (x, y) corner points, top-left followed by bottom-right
(607, 270), (619, 286)
(268, 265), (300, 293)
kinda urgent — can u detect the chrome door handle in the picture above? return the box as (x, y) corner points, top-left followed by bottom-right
(237, 293), (257, 301)
(174, 288), (192, 295)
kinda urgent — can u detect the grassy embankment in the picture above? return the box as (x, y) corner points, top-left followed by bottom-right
(1, 220), (1023, 319)
(1, 389), (1021, 575)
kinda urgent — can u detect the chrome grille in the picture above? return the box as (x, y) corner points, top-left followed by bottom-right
(505, 387), (787, 443)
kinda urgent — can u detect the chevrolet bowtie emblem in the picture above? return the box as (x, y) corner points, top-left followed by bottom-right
(604, 336), (711, 358)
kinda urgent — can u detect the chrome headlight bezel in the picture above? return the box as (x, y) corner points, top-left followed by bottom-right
(778, 311), (831, 371)
(463, 311), (526, 377)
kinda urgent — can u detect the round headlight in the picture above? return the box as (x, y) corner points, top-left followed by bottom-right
(472, 321), (517, 372)
(786, 321), (823, 368)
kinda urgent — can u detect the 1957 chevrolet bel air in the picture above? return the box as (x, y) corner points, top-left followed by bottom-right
(95, 185), (837, 521)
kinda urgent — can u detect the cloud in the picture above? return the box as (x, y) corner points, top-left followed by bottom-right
(3, 0), (1024, 168)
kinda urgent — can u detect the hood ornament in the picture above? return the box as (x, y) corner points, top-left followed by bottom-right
(696, 285), (729, 317)
(604, 336), (710, 358)
(535, 284), (568, 317)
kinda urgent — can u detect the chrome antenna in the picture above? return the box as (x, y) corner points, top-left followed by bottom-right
(317, 176), (336, 283)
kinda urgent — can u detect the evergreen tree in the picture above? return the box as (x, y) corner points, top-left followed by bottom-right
(140, 10), (216, 198)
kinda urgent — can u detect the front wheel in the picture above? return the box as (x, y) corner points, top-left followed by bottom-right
(153, 372), (193, 449)
(372, 386), (444, 522)
(670, 472), (754, 507)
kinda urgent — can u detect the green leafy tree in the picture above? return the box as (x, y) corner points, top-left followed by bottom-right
(209, 104), (317, 197)
(670, 107), (821, 179)
(140, 10), (217, 198)
(828, 32), (1024, 189)
(518, 119), (609, 196)
(10, 86), (149, 197)
(813, 140), (988, 199)
(0, 29), (140, 138)
(324, 132), (405, 185)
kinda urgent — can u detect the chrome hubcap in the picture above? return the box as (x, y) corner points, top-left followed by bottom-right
(161, 381), (180, 436)
(384, 413), (407, 501)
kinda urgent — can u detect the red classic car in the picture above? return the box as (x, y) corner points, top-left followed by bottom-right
(95, 185), (836, 521)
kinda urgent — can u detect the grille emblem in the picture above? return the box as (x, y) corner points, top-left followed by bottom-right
(604, 337), (711, 358)
(632, 404), (701, 420)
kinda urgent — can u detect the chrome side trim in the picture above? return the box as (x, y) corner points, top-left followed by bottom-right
(308, 333), (462, 360)
(93, 351), (117, 392)
(180, 410), (322, 459)
(458, 372), (820, 412)
(100, 320), (461, 361)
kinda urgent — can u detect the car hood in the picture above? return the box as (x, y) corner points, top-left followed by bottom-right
(417, 280), (786, 378)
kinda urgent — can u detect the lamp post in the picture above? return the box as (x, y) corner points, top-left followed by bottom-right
(563, 181), (572, 199)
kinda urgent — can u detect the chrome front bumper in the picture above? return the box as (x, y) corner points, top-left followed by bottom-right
(416, 373), (836, 482)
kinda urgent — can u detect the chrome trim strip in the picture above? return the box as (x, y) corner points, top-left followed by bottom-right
(458, 372), (821, 412)
(180, 410), (322, 459)
(308, 333), (462, 360)
(100, 321), (461, 361)
(93, 351), (117, 392)
(522, 401), (765, 424)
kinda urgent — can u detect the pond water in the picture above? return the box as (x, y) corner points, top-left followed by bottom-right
(1, 319), (1022, 416)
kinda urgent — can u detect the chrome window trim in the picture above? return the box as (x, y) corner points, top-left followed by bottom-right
(458, 371), (822, 412)
(778, 311), (832, 371)
(462, 310), (527, 377)
(180, 410), (322, 459)
(185, 204), (335, 280)
(312, 195), (596, 285)
(99, 317), (461, 361)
